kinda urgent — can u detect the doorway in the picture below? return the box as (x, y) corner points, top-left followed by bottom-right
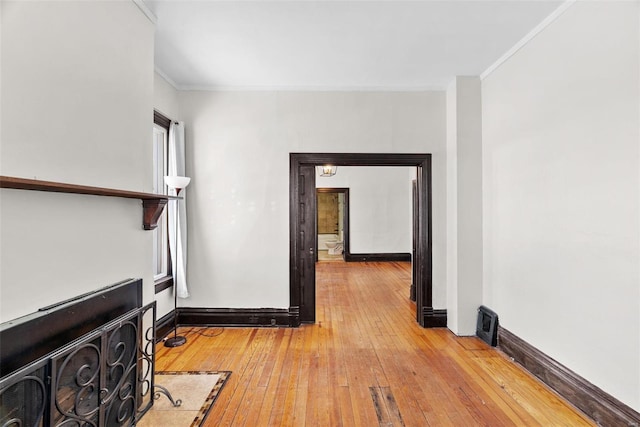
(316, 188), (349, 262)
(290, 153), (443, 328)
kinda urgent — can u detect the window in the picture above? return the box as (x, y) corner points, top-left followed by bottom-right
(153, 112), (172, 292)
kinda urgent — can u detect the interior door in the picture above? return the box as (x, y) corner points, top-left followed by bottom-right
(296, 164), (317, 323)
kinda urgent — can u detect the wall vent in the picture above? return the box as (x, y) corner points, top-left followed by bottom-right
(476, 305), (499, 347)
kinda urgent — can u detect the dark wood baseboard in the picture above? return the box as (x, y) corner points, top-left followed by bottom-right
(288, 306), (301, 327)
(345, 253), (411, 262)
(155, 310), (174, 342)
(177, 307), (299, 327)
(498, 326), (640, 426)
(161, 303), (444, 332)
(422, 308), (447, 328)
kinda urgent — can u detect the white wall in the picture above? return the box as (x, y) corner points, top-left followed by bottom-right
(0, 1), (155, 321)
(482, 1), (639, 411)
(317, 166), (413, 254)
(155, 72), (181, 123)
(179, 91), (447, 309)
(446, 77), (483, 335)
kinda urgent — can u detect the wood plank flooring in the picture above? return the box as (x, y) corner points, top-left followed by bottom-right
(154, 261), (594, 426)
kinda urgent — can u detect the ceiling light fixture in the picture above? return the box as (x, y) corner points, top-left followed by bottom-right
(318, 165), (337, 177)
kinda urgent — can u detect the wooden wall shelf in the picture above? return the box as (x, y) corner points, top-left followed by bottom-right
(0, 175), (178, 230)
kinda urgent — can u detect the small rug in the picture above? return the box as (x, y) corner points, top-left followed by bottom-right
(137, 371), (231, 427)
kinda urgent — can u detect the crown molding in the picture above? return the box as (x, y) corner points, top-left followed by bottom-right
(156, 62), (446, 92)
(155, 66), (181, 90)
(177, 84), (445, 92)
(132, 0), (157, 25)
(481, 0), (576, 81)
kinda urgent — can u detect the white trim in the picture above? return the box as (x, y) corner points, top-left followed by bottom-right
(176, 84), (445, 92)
(155, 66), (180, 90)
(152, 124), (169, 280)
(132, 0), (157, 25)
(156, 66), (444, 92)
(480, 0), (576, 81)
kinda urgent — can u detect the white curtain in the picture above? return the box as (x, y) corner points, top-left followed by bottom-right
(168, 121), (189, 298)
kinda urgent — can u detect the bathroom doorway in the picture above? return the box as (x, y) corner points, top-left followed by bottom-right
(316, 188), (349, 262)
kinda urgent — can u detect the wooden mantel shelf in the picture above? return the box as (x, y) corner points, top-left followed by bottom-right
(0, 175), (179, 230)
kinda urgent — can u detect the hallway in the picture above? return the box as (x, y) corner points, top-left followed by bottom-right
(154, 261), (593, 426)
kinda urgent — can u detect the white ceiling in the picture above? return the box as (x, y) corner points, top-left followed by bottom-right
(145, 0), (564, 91)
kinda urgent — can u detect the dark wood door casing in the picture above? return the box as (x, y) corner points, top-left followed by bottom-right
(290, 153), (438, 327)
(290, 163), (317, 323)
(411, 180), (418, 302)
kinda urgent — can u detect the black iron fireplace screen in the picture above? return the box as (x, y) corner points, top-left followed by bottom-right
(0, 278), (157, 427)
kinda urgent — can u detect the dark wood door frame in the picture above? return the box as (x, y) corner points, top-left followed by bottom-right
(316, 188), (350, 261)
(290, 153), (445, 328)
(411, 179), (418, 302)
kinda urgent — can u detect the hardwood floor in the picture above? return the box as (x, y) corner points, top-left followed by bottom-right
(154, 261), (594, 426)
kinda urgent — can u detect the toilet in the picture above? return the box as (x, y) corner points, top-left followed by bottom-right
(325, 240), (344, 255)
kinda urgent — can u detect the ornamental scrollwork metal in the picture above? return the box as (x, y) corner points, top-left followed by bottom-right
(0, 374), (47, 427)
(1, 302), (158, 427)
(102, 321), (138, 426)
(53, 342), (101, 427)
(135, 303), (157, 422)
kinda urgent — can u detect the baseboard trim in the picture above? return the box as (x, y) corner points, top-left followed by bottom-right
(155, 311), (174, 342)
(498, 326), (640, 427)
(345, 253), (411, 262)
(177, 307), (298, 327)
(422, 308), (447, 328)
